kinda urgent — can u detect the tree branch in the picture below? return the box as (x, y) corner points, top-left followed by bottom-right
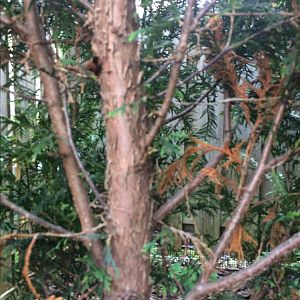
(23, 0), (103, 266)
(186, 232), (300, 300)
(144, 60), (172, 85)
(0, 195), (71, 234)
(49, 0), (86, 21)
(154, 99), (231, 221)
(264, 146), (300, 172)
(164, 82), (218, 124)
(144, 0), (217, 147)
(199, 103), (286, 284)
(205, 12), (298, 17)
(22, 235), (40, 299)
(0, 195), (105, 244)
(76, 0), (93, 10)
(0, 14), (28, 38)
(61, 82), (106, 208)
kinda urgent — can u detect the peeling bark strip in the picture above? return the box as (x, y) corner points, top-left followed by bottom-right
(92, 0), (151, 298)
(23, 0), (103, 267)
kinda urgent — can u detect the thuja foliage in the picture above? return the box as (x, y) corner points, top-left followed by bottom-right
(0, 0), (299, 299)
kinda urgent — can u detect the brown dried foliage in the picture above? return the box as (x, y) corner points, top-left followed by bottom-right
(158, 18), (288, 200)
(207, 16), (284, 124)
(224, 224), (257, 261)
(158, 138), (243, 196)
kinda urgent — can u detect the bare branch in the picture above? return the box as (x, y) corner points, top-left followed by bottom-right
(144, 0), (217, 147)
(144, 61), (172, 84)
(199, 103), (286, 284)
(76, 0), (93, 10)
(0, 195), (72, 235)
(49, 0), (86, 20)
(264, 146), (300, 172)
(0, 88), (45, 102)
(190, 0), (218, 30)
(220, 97), (278, 103)
(186, 232), (300, 300)
(154, 99), (231, 221)
(143, 56), (174, 63)
(22, 235), (40, 299)
(0, 195), (106, 245)
(23, 0), (103, 266)
(206, 12), (298, 17)
(61, 81), (107, 208)
(0, 13), (28, 38)
(164, 82), (218, 124)
(225, 11), (235, 48)
(0, 225), (105, 242)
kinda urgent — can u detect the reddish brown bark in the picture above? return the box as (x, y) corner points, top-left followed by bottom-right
(92, 1), (151, 298)
(23, 0), (103, 267)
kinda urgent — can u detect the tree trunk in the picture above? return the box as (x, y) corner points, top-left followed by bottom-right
(93, 1), (151, 298)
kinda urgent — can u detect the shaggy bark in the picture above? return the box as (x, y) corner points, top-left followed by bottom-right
(92, 1), (151, 298)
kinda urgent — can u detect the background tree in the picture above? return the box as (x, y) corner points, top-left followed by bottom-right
(0, 0), (299, 299)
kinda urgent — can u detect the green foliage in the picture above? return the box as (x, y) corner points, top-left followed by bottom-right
(155, 130), (188, 158)
(250, 251), (300, 300)
(0, 41), (107, 298)
(0, 0), (300, 299)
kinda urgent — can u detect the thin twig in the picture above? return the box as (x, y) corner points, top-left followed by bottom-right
(144, 61), (172, 84)
(190, 0), (218, 31)
(22, 235), (40, 299)
(219, 97), (278, 103)
(225, 12), (235, 48)
(205, 12), (298, 17)
(0, 223), (105, 242)
(0, 14), (28, 38)
(0, 195), (72, 235)
(157, 219), (213, 262)
(264, 147), (300, 172)
(142, 56), (175, 63)
(0, 195), (105, 243)
(0, 88), (45, 102)
(61, 83), (106, 208)
(49, 0), (86, 20)
(77, 0), (93, 10)
(236, 119), (262, 199)
(77, 282), (98, 299)
(164, 82), (218, 124)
